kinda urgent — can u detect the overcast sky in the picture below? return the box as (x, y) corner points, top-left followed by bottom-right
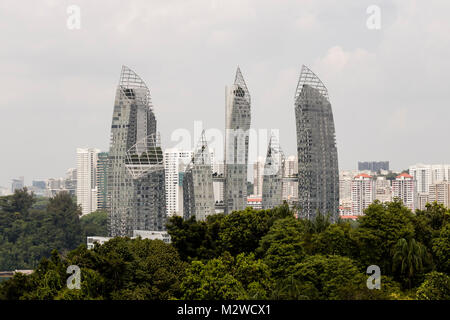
(1, 0), (449, 187)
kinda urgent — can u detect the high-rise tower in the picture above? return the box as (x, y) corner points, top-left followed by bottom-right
(76, 148), (99, 215)
(224, 67), (251, 214)
(107, 66), (166, 236)
(183, 131), (215, 221)
(262, 135), (284, 210)
(295, 65), (339, 220)
(96, 152), (109, 211)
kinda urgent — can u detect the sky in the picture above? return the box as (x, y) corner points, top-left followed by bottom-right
(1, 0), (450, 187)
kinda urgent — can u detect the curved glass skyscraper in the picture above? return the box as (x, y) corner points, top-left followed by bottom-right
(224, 67), (251, 214)
(107, 66), (166, 236)
(295, 65), (339, 221)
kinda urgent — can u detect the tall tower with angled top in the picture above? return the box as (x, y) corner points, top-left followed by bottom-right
(262, 134), (285, 210)
(224, 67), (251, 214)
(295, 65), (339, 221)
(107, 66), (166, 236)
(183, 130), (215, 221)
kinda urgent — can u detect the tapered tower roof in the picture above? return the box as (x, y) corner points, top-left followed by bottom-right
(119, 65), (153, 110)
(234, 66), (251, 104)
(188, 130), (211, 168)
(294, 65), (329, 102)
(264, 133), (284, 175)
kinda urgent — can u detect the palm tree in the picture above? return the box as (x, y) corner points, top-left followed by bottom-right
(392, 238), (427, 288)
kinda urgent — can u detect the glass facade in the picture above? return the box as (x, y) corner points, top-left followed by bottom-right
(107, 66), (166, 236)
(224, 67), (251, 214)
(96, 152), (108, 210)
(183, 131), (215, 221)
(295, 65), (339, 221)
(262, 135), (284, 209)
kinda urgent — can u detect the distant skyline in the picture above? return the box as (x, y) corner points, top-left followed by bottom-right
(2, 1), (450, 187)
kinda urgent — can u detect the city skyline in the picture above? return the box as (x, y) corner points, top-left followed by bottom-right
(2, 1), (450, 187)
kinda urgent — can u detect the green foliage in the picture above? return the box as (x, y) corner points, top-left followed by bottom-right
(291, 255), (370, 299)
(218, 205), (292, 256)
(391, 238), (429, 288)
(352, 200), (416, 272)
(80, 210), (108, 237)
(0, 188), (35, 213)
(413, 202), (450, 251)
(0, 190), (110, 271)
(0, 190), (83, 270)
(308, 222), (357, 257)
(32, 197), (50, 211)
(180, 253), (273, 300)
(167, 203), (293, 261)
(258, 217), (306, 279)
(246, 181), (254, 196)
(0, 238), (186, 300)
(416, 271), (450, 300)
(432, 223), (450, 273)
(1, 198), (449, 300)
(166, 215), (219, 261)
(303, 210), (332, 234)
(384, 172), (398, 181)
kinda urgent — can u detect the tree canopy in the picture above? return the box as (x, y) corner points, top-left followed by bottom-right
(1, 196), (449, 300)
(0, 189), (107, 270)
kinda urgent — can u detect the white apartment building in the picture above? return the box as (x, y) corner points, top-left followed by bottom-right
(375, 177), (392, 203)
(392, 173), (417, 211)
(253, 156), (265, 196)
(282, 155), (298, 202)
(351, 173), (375, 215)
(339, 198), (352, 216)
(417, 193), (430, 211)
(339, 170), (359, 203)
(164, 149), (193, 217)
(212, 161), (224, 205)
(87, 230), (171, 249)
(76, 148), (100, 215)
(429, 181), (450, 208)
(409, 164), (450, 194)
(431, 165), (450, 184)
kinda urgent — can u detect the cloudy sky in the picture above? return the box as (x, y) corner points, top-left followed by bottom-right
(1, 0), (449, 187)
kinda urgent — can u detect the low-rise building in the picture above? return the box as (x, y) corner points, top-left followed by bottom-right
(247, 195), (262, 210)
(87, 231), (171, 249)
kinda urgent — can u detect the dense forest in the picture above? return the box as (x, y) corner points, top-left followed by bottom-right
(0, 190), (449, 300)
(0, 189), (107, 270)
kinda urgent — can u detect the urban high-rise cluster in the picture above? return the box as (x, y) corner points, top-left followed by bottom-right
(339, 163), (450, 217)
(9, 64), (450, 232)
(7, 65), (450, 232)
(6, 64), (344, 236)
(103, 64), (341, 235)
